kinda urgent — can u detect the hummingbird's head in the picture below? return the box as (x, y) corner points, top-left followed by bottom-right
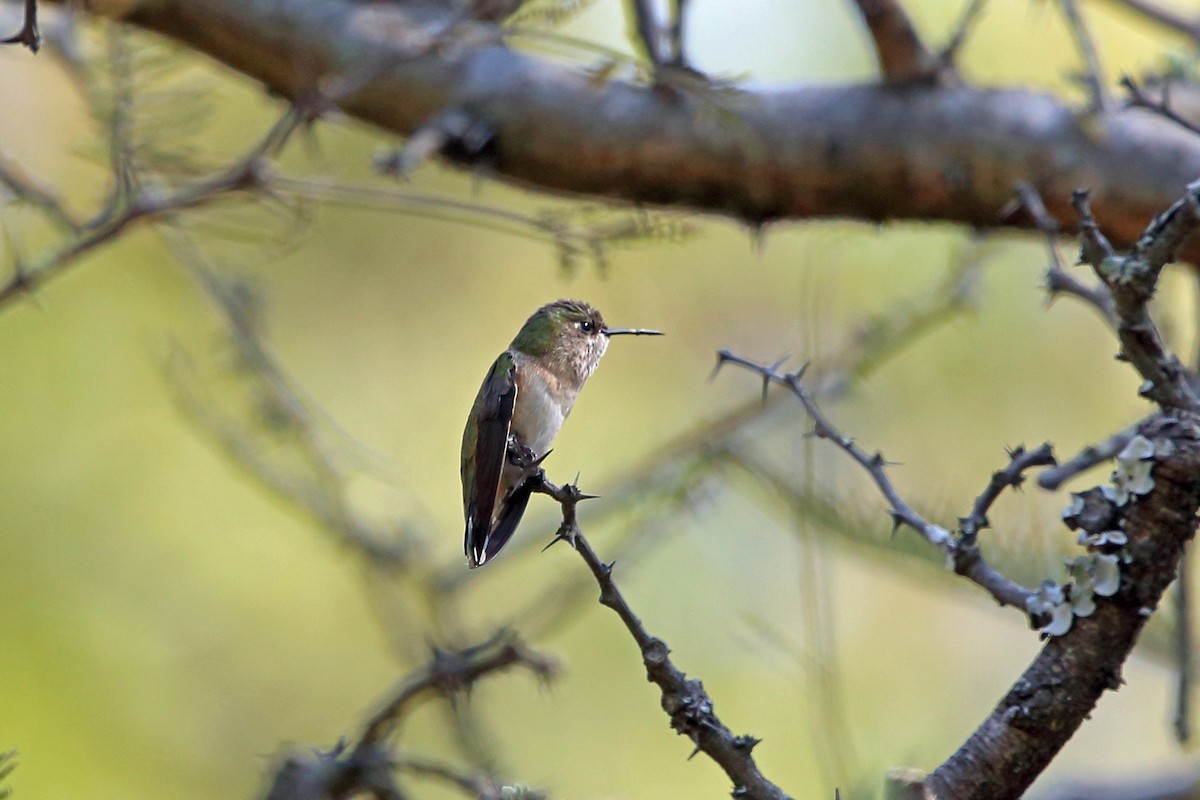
(512, 299), (610, 382)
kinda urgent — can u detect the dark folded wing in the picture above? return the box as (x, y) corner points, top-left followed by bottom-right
(480, 478), (533, 565)
(464, 352), (517, 567)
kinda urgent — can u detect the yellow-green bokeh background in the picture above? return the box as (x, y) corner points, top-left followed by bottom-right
(1, 1), (1197, 797)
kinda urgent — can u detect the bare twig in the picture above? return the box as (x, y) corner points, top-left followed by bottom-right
(358, 629), (556, 748)
(1123, 76), (1200, 138)
(851, 0), (944, 83)
(1092, 0), (1200, 42)
(0, 106), (304, 309)
(0, 149), (79, 230)
(1061, 0), (1111, 111)
(939, 0), (989, 67)
(1072, 189), (1199, 410)
(713, 351), (1038, 613)
(1, 0), (39, 52)
(1038, 421), (1138, 489)
(960, 444), (1058, 538)
(1016, 182), (1115, 326)
(528, 472), (792, 800)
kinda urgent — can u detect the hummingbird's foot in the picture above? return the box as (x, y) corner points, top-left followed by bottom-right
(506, 435), (538, 469)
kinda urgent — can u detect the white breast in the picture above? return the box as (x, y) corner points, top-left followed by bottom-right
(511, 367), (573, 457)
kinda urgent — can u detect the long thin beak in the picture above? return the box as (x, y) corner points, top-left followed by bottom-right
(604, 327), (664, 337)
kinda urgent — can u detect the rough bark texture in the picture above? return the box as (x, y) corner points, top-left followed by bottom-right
(926, 412), (1200, 799)
(51, 0), (1200, 260)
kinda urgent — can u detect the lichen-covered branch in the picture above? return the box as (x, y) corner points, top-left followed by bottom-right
(925, 412), (1200, 799)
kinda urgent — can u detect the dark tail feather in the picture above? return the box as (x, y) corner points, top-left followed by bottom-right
(466, 482), (533, 568)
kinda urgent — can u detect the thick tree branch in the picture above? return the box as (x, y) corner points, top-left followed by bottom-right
(528, 473), (791, 800)
(38, 0), (1200, 262)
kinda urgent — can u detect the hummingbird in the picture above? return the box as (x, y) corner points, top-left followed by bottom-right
(461, 299), (662, 568)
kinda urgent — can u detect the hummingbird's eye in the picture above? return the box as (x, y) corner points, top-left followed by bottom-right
(579, 320), (595, 334)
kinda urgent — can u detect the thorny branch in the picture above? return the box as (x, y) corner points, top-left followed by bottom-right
(1, 0), (39, 52)
(1016, 182), (1115, 326)
(1072, 189), (1199, 411)
(527, 471), (792, 800)
(960, 444), (1058, 539)
(713, 351), (1040, 614)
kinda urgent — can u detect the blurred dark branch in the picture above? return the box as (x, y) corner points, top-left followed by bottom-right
(0, 750), (15, 800)
(358, 629), (556, 748)
(1073, 189), (1199, 410)
(1093, 0), (1200, 42)
(271, 175), (696, 272)
(39, 0), (1200, 261)
(528, 472), (792, 800)
(0, 149), (79, 230)
(1061, 0), (1111, 111)
(714, 351), (1039, 613)
(850, 0), (946, 84)
(938, 0), (989, 67)
(0, 106), (303, 310)
(1, 0), (39, 52)
(262, 630), (552, 800)
(162, 230), (416, 567)
(1123, 76), (1200, 138)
